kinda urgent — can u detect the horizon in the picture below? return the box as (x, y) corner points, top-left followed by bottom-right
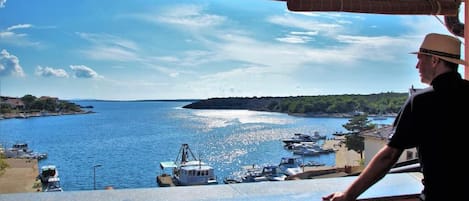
(1, 91), (409, 102)
(0, 0), (464, 100)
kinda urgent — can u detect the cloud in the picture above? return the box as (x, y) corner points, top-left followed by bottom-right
(69, 65), (102, 79)
(268, 14), (343, 37)
(335, 34), (414, 61)
(76, 32), (140, 62)
(7, 24), (32, 31)
(0, 24), (40, 47)
(35, 66), (69, 78)
(136, 4), (225, 29)
(0, 49), (25, 77)
(0, 0), (6, 8)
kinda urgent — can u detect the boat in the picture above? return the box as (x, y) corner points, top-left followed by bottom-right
(43, 177), (63, 192)
(292, 146), (321, 156)
(301, 160), (326, 167)
(156, 144), (218, 187)
(224, 165), (287, 184)
(37, 165), (63, 192)
(278, 156), (303, 176)
(281, 133), (317, 144)
(4, 142), (47, 160)
(290, 142), (335, 156)
(37, 165), (59, 183)
(281, 131), (326, 145)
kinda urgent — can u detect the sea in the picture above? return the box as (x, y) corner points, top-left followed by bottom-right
(0, 100), (395, 191)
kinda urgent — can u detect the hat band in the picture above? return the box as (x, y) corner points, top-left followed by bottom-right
(420, 48), (460, 59)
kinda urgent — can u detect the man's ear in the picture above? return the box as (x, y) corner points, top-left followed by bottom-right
(431, 56), (439, 65)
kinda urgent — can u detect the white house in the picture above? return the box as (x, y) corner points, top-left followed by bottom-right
(360, 125), (418, 166)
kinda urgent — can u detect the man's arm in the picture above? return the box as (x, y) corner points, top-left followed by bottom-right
(323, 145), (403, 201)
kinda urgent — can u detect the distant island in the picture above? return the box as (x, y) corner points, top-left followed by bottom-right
(0, 94), (94, 120)
(183, 92), (408, 117)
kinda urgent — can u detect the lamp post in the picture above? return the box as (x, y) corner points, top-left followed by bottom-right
(93, 164), (102, 190)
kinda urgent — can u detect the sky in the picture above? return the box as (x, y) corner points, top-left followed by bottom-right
(0, 0), (464, 100)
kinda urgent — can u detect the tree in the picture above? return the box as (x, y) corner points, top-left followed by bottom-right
(21, 94), (37, 111)
(343, 114), (375, 133)
(342, 114), (376, 159)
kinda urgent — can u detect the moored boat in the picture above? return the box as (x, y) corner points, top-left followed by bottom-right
(278, 156), (303, 176)
(37, 165), (63, 192)
(224, 165), (287, 184)
(4, 142), (47, 160)
(156, 143), (218, 187)
(281, 131), (326, 146)
(43, 177), (63, 192)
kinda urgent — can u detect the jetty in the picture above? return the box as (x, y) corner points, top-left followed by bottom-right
(0, 159), (41, 193)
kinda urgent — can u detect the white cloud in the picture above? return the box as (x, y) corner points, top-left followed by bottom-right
(335, 34), (414, 61)
(0, 0), (6, 8)
(0, 24), (40, 47)
(276, 35), (312, 44)
(7, 24), (32, 31)
(35, 66), (69, 78)
(137, 4), (225, 29)
(0, 49), (25, 77)
(70, 65), (102, 79)
(268, 14), (343, 36)
(77, 32), (140, 62)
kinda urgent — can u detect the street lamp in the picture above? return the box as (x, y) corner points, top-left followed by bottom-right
(93, 164), (102, 190)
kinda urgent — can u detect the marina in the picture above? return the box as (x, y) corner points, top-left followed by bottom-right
(3, 143), (47, 160)
(0, 100), (395, 191)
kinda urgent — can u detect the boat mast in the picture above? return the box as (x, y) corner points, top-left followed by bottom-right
(176, 144), (198, 164)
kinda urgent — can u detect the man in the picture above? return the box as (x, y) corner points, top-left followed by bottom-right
(323, 33), (469, 201)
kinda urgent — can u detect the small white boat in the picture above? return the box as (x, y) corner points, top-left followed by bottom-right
(38, 165), (63, 192)
(281, 133), (316, 144)
(278, 156), (303, 176)
(292, 146), (321, 156)
(38, 165), (59, 183)
(44, 177), (63, 192)
(281, 131), (326, 145)
(224, 165), (287, 184)
(157, 144), (218, 187)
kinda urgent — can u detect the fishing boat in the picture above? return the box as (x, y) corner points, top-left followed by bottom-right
(156, 144), (218, 187)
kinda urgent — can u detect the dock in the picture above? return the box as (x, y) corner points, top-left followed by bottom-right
(0, 158), (41, 193)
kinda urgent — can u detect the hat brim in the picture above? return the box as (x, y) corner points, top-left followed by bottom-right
(410, 51), (467, 65)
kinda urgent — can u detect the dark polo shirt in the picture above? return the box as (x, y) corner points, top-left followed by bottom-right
(388, 72), (469, 201)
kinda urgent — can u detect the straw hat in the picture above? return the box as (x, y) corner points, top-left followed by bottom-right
(411, 33), (466, 65)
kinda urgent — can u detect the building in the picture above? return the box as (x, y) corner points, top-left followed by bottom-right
(360, 125), (418, 167)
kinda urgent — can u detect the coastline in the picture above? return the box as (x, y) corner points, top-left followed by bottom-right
(0, 110), (95, 121)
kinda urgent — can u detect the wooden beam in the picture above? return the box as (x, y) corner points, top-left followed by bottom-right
(465, 1), (468, 79)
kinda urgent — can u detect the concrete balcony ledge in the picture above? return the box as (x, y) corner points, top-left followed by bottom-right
(0, 172), (423, 201)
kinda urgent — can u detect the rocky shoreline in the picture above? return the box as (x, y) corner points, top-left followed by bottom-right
(0, 110), (95, 120)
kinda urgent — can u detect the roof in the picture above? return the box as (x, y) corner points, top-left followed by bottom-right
(360, 125), (393, 139)
(159, 161), (177, 169)
(277, 0), (461, 15)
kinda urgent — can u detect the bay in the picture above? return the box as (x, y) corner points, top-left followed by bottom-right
(0, 101), (394, 191)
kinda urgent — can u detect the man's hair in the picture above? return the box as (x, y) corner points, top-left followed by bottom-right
(442, 59), (459, 71)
